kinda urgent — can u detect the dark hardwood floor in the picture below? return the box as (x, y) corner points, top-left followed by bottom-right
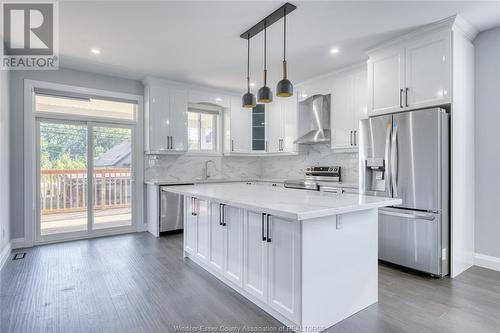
(1, 232), (499, 333)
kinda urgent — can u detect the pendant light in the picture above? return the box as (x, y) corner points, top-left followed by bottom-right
(242, 35), (256, 108)
(257, 22), (273, 103)
(276, 7), (293, 97)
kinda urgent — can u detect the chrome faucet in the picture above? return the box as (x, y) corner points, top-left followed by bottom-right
(202, 160), (216, 180)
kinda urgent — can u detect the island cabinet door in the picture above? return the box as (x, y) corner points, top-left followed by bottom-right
(209, 202), (225, 275)
(223, 205), (244, 287)
(184, 196), (198, 255)
(267, 216), (301, 323)
(195, 199), (210, 263)
(243, 211), (269, 303)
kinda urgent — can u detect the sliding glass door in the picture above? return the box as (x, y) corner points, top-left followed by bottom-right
(92, 125), (132, 230)
(38, 121), (89, 236)
(37, 120), (134, 240)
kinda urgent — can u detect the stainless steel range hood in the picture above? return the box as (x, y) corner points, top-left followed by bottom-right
(294, 94), (331, 144)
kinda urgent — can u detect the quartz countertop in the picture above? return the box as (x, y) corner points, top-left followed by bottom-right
(145, 178), (358, 189)
(163, 183), (401, 220)
(144, 178), (286, 186)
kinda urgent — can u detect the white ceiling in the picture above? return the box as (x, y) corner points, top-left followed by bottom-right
(59, 1), (500, 93)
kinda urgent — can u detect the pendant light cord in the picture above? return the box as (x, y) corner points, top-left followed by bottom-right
(283, 7), (286, 61)
(264, 22), (267, 86)
(247, 35), (250, 93)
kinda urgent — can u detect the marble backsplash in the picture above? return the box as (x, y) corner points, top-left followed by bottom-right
(145, 154), (261, 181)
(145, 144), (359, 184)
(259, 145), (359, 184)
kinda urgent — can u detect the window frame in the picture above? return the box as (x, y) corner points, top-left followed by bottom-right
(23, 79), (145, 248)
(186, 104), (222, 156)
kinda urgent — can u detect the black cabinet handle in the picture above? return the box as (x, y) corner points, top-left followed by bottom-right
(231, 139), (234, 152)
(354, 130), (357, 146)
(221, 204), (226, 226)
(219, 204), (223, 225)
(405, 88), (409, 107)
(262, 213), (266, 241)
(266, 214), (271, 243)
(399, 89), (404, 108)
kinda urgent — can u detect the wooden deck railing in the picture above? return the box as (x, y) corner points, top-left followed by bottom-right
(40, 168), (132, 214)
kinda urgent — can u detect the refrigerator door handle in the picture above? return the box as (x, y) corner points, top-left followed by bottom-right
(384, 122), (392, 196)
(391, 122), (399, 197)
(379, 209), (437, 221)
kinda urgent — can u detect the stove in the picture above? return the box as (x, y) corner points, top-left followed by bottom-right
(284, 166), (341, 191)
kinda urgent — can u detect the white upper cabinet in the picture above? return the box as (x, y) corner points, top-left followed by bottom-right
(225, 97), (251, 154)
(367, 28), (452, 116)
(367, 46), (405, 116)
(266, 102), (282, 153)
(404, 30), (451, 109)
(331, 68), (368, 150)
(266, 97), (298, 153)
(332, 74), (355, 149)
(144, 78), (188, 153)
(281, 96), (298, 153)
(168, 87), (188, 151)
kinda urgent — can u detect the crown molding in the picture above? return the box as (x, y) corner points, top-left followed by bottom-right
(366, 15), (478, 55)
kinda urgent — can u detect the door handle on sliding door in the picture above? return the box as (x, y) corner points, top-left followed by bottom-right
(391, 122), (398, 197)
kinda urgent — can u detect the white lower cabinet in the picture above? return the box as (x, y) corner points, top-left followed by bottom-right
(208, 202), (225, 274)
(184, 197), (301, 324)
(243, 211), (269, 303)
(267, 215), (301, 323)
(223, 205), (244, 287)
(184, 197), (198, 255)
(243, 212), (301, 323)
(195, 199), (210, 263)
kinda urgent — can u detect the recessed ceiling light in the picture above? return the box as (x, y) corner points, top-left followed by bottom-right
(249, 82), (256, 87)
(91, 48), (101, 55)
(215, 97), (222, 102)
(301, 93), (308, 99)
(330, 48), (340, 55)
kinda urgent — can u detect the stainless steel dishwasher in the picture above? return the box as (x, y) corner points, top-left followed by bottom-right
(160, 184), (193, 232)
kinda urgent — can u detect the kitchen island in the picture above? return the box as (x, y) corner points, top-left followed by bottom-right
(163, 183), (401, 331)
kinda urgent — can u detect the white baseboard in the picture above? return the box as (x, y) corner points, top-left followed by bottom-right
(11, 238), (30, 250)
(0, 242), (12, 271)
(474, 253), (500, 272)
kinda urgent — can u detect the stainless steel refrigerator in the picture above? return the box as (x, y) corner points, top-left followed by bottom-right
(359, 108), (449, 276)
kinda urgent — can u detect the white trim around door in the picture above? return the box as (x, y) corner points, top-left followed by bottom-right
(23, 79), (145, 247)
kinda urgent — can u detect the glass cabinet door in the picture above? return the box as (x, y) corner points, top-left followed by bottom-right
(252, 104), (266, 151)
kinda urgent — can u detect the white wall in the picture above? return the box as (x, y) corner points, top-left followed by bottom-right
(9, 68), (143, 241)
(0, 65), (11, 254)
(474, 27), (500, 259)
